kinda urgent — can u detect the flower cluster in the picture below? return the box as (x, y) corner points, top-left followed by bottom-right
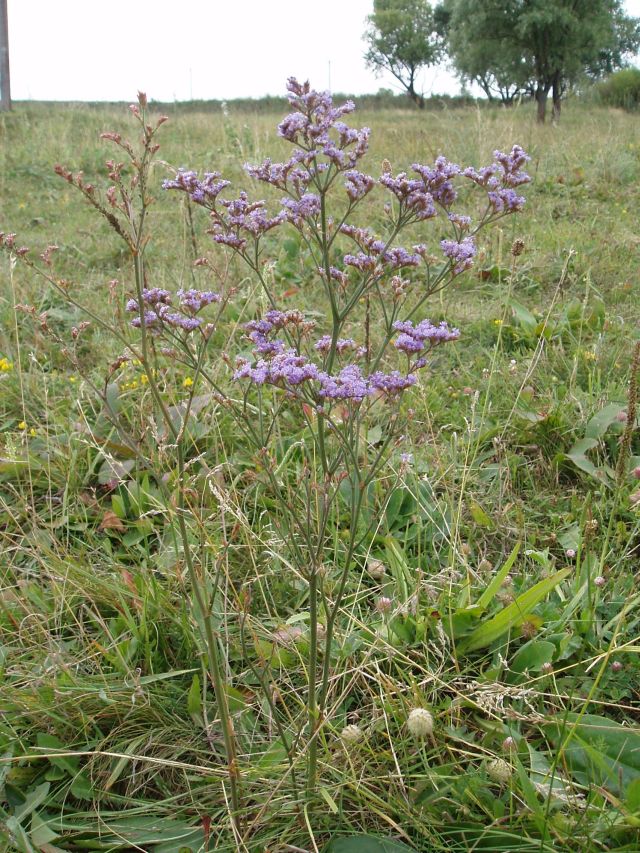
(339, 224), (422, 273)
(161, 170), (231, 204)
(393, 319), (461, 355)
(463, 145), (531, 213)
(162, 81), (531, 289)
(126, 287), (219, 332)
(244, 309), (314, 355)
(209, 192), (286, 250)
(232, 308), (461, 404)
(440, 236), (476, 273)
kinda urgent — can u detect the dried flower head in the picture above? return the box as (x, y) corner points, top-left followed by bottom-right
(366, 558), (386, 581)
(407, 708), (434, 738)
(487, 758), (513, 785)
(340, 724), (364, 745)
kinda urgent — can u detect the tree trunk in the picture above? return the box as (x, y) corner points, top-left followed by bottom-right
(552, 72), (562, 123)
(407, 83), (424, 109)
(535, 84), (550, 124)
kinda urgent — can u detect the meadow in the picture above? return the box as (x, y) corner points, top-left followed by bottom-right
(0, 92), (639, 852)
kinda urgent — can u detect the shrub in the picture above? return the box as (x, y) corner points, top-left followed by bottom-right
(597, 67), (640, 110)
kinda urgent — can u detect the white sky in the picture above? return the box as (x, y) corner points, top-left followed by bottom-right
(8, 0), (640, 102)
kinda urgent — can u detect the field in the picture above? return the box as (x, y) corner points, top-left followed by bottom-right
(1, 96), (640, 852)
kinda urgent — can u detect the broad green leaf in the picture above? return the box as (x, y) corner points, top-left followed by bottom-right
(324, 836), (416, 852)
(468, 500), (495, 530)
(14, 783), (50, 822)
(585, 403), (625, 440)
(626, 778), (640, 812)
(30, 812), (59, 846)
(565, 437), (600, 477)
(510, 640), (555, 674)
(458, 568), (571, 653)
(509, 299), (538, 334)
(545, 713), (640, 796)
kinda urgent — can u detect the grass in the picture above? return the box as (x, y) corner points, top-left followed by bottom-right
(0, 96), (640, 852)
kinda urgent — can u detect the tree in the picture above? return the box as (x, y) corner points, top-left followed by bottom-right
(440, 0), (640, 122)
(364, 0), (445, 109)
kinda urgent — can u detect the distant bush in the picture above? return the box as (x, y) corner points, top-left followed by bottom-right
(597, 67), (640, 110)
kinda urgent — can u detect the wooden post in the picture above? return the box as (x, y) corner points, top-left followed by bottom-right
(0, 0), (10, 112)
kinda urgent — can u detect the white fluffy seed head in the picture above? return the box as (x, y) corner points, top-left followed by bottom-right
(407, 708), (434, 738)
(366, 558), (386, 581)
(340, 724), (364, 745)
(487, 758), (513, 784)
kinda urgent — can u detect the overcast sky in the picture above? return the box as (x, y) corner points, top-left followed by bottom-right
(8, 0), (640, 102)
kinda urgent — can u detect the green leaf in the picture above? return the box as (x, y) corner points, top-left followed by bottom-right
(509, 299), (538, 335)
(545, 713), (640, 796)
(468, 500), (495, 530)
(476, 543), (520, 610)
(510, 640), (555, 674)
(458, 568), (571, 653)
(324, 836), (416, 852)
(626, 779), (640, 813)
(14, 783), (50, 823)
(187, 673), (201, 720)
(565, 437), (601, 477)
(585, 403), (625, 440)
(30, 812), (59, 846)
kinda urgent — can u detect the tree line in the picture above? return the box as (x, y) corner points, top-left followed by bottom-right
(364, 0), (640, 122)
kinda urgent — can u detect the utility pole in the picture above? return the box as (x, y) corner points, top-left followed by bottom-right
(0, 0), (10, 111)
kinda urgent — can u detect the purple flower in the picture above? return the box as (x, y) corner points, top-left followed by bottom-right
(440, 236), (476, 273)
(413, 157), (461, 207)
(314, 336), (357, 354)
(235, 349), (319, 388)
(494, 145), (531, 187)
(162, 169), (231, 205)
(317, 364), (370, 401)
(393, 319), (461, 354)
(343, 252), (378, 272)
(344, 170), (375, 201)
(281, 193), (321, 224)
(369, 370), (416, 395)
(382, 247), (421, 269)
(487, 188), (526, 213)
(379, 172), (436, 220)
(448, 213), (472, 229)
(131, 310), (160, 328)
(178, 289), (220, 313)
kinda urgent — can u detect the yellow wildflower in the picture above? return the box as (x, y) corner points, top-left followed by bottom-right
(183, 377), (194, 388)
(18, 421), (26, 429)
(0, 357), (13, 371)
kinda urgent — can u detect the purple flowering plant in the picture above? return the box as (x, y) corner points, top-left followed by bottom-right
(1, 82), (530, 813)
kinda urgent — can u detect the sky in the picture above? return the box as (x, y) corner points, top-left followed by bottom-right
(7, 0), (640, 102)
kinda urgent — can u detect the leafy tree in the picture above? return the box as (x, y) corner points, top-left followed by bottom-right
(364, 0), (445, 109)
(440, 0), (640, 122)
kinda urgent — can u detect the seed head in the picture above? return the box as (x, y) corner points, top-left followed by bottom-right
(511, 239), (525, 257)
(340, 724), (364, 745)
(502, 736), (516, 751)
(487, 758), (513, 785)
(366, 558), (386, 581)
(407, 708), (434, 738)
